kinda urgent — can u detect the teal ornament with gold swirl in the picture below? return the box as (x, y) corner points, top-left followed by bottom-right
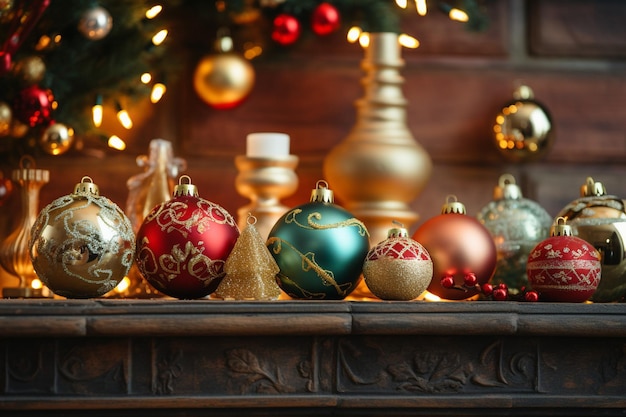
(267, 181), (370, 300)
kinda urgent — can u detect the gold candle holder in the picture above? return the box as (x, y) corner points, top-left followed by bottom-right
(235, 155), (299, 240)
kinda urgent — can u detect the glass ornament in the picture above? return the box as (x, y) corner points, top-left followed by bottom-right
(29, 176), (135, 298)
(267, 180), (370, 300)
(476, 173), (552, 293)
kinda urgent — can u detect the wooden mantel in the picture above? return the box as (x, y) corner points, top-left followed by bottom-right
(1, 300), (626, 416)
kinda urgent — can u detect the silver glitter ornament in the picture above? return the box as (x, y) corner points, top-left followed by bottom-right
(476, 174), (552, 293)
(78, 5), (113, 40)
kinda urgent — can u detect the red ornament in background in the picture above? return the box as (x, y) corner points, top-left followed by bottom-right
(527, 217), (601, 302)
(0, 171), (13, 206)
(311, 2), (341, 36)
(135, 175), (240, 299)
(412, 196), (497, 300)
(272, 13), (301, 46)
(12, 84), (54, 127)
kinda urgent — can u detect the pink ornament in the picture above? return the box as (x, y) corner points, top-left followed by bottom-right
(527, 217), (601, 302)
(363, 224), (433, 301)
(135, 175), (239, 299)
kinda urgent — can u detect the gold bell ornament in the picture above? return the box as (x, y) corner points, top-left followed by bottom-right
(363, 221), (433, 301)
(493, 84), (554, 163)
(29, 176), (135, 298)
(556, 177), (626, 302)
(215, 214), (281, 300)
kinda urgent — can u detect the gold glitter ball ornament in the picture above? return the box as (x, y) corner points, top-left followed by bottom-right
(363, 223), (433, 301)
(29, 176), (135, 298)
(215, 215), (281, 300)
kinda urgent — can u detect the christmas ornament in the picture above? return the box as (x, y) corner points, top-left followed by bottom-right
(39, 122), (74, 155)
(78, 5), (113, 40)
(527, 217), (601, 302)
(311, 2), (341, 36)
(412, 195), (497, 300)
(193, 31), (255, 110)
(29, 176), (135, 298)
(12, 84), (53, 127)
(135, 175), (239, 299)
(13, 55), (45, 85)
(0, 101), (11, 136)
(493, 85), (554, 163)
(267, 180), (370, 300)
(215, 214), (281, 300)
(0, 156), (49, 298)
(363, 222), (433, 301)
(476, 173), (552, 293)
(556, 177), (626, 302)
(271, 13), (301, 46)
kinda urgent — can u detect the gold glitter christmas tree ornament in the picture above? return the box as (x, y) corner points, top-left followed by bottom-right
(216, 214), (281, 300)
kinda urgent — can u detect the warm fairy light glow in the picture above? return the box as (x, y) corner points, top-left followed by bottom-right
(152, 29), (168, 46)
(395, 0), (408, 8)
(150, 82), (166, 103)
(141, 72), (152, 84)
(423, 292), (441, 302)
(145, 5), (162, 19)
(416, 0), (427, 16)
(449, 8), (469, 22)
(347, 26), (362, 43)
(31, 278), (43, 290)
(358, 32), (370, 48)
(92, 104), (103, 127)
(399, 33), (420, 48)
(116, 109), (133, 129)
(243, 43), (263, 59)
(115, 276), (131, 293)
(108, 135), (126, 150)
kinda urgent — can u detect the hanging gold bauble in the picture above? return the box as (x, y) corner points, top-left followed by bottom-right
(39, 123), (74, 155)
(493, 85), (554, 163)
(193, 53), (255, 110)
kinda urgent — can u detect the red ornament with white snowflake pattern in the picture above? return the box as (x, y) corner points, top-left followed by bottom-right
(363, 223), (433, 300)
(527, 217), (601, 302)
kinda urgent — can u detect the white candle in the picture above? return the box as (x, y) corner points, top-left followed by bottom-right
(246, 132), (290, 157)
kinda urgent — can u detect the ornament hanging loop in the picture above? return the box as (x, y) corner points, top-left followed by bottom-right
(310, 180), (334, 204)
(73, 176), (99, 196)
(551, 216), (572, 237)
(246, 212), (258, 225)
(174, 175), (199, 197)
(441, 194), (466, 215)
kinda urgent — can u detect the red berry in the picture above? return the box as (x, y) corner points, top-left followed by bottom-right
(524, 290), (539, 302)
(497, 283), (508, 291)
(463, 272), (477, 287)
(481, 283), (493, 295)
(441, 275), (455, 289)
(492, 288), (508, 301)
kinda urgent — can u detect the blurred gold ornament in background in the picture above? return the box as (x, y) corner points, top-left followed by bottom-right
(493, 84), (554, 163)
(39, 122), (74, 155)
(14, 55), (46, 85)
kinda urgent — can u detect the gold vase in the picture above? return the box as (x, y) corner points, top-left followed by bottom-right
(0, 156), (50, 298)
(323, 32), (432, 246)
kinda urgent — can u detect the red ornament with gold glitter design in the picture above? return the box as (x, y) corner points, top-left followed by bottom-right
(135, 175), (239, 299)
(527, 217), (601, 303)
(363, 222), (433, 301)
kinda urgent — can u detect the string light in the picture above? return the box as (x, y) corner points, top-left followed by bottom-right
(92, 95), (103, 127)
(415, 0), (427, 16)
(347, 26), (362, 43)
(399, 34), (420, 48)
(152, 29), (168, 46)
(150, 82), (166, 103)
(358, 32), (370, 48)
(145, 5), (162, 19)
(448, 8), (469, 22)
(140, 72), (152, 84)
(108, 135), (126, 150)
(395, 0), (408, 8)
(115, 101), (133, 129)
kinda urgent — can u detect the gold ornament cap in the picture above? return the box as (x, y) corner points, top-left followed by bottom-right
(173, 175), (199, 197)
(580, 177), (606, 197)
(12, 155), (49, 184)
(441, 195), (466, 215)
(73, 176), (99, 196)
(310, 180), (334, 204)
(387, 220), (409, 238)
(493, 173), (522, 200)
(550, 216), (572, 237)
